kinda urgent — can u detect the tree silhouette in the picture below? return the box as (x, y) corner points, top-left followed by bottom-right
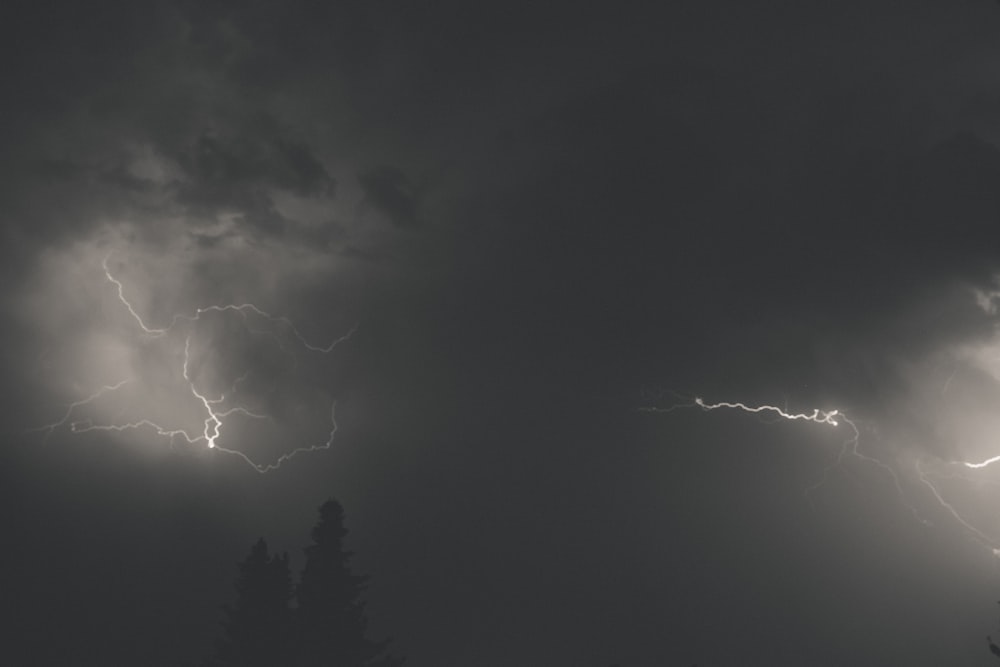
(214, 538), (293, 667)
(205, 500), (399, 666)
(296, 499), (401, 667)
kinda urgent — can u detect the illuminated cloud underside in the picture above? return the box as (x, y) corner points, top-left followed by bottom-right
(33, 253), (355, 473)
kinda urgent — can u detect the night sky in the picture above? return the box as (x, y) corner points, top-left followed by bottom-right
(8, 1), (1000, 665)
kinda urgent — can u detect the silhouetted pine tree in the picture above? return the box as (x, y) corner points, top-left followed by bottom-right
(296, 499), (401, 667)
(214, 538), (293, 667)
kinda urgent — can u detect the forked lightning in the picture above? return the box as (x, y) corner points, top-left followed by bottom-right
(34, 256), (354, 473)
(644, 394), (1000, 555)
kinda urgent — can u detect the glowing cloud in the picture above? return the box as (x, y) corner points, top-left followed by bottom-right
(643, 388), (1000, 556)
(31, 251), (355, 473)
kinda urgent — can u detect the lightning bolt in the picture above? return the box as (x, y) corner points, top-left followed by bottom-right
(916, 450), (1000, 555)
(643, 285), (1000, 558)
(102, 256), (355, 352)
(915, 461), (1000, 554)
(689, 397), (843, 425)
(29, 379), (132, 440)
(644, 391), (1000, 555)
(961, 455), (1000, 470)
(34, 256), (355, 473)
(642, 395), (985, 539)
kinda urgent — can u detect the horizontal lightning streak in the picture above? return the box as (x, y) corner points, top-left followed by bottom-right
(30, 379), (131, 439)
(962, 455), (1000, 470)
(644, 394), (932, 529)
(103, 255), (358, 352)
(650, 392), (1000, 554)
(213, 403), (339, 474)
(692, 397), (841, 426)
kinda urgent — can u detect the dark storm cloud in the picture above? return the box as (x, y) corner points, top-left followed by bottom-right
(9, 1), (1000, 666)
(177, 122), (334, 201)
(178, 0), (383, 86)
(171, 123), (337, 240)
(358, 165), (420, 228)
(0, 1), (356, 262)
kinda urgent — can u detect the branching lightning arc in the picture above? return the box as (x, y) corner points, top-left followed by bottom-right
(32, 256), (355, 473)
(642, 394), (1000, 557)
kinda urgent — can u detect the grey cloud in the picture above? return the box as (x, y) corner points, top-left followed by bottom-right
(99, 164), (159, 193)
(0, 2), (351, 257)
(12, 3), (1000, 665)
(170, 122), (335, 238)
(178, 125), (334, 199)
(357, 165), (420, 228)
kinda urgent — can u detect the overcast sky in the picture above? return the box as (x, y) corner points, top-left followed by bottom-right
(8, 1), (1000, 665)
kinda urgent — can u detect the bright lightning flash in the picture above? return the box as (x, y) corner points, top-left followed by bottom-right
(691, 397), (841, 426)
(33, 256), (355, 473)
(642, 284), (1000, 558)
(644, 392), (1000, 555)
(962, 455), (1000, 470)
(645, 394), (946, 522)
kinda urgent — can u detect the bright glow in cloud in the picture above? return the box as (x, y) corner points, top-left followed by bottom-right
(25, 226), (356, 473)
(642, 282), (1000, 557)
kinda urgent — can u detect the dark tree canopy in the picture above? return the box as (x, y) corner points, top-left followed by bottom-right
(215, 538), (293, 667)
(296, 499), (400, 667)
(208, 500), (400, 666)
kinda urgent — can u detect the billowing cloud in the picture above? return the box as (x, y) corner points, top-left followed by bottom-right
(11, 1), (1000, 665)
